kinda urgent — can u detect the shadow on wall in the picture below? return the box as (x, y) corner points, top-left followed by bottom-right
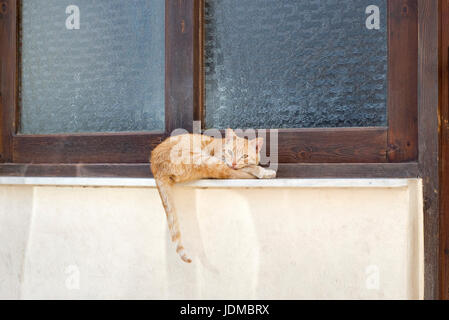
(169, 186), (421, 300)
(0, 186), (35, 299)
(166, 186), (260, 299)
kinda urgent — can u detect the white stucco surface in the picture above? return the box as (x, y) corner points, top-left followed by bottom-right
(0, 179), (423, 299)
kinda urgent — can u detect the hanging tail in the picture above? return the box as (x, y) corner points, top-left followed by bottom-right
(155, 175), (192, 263)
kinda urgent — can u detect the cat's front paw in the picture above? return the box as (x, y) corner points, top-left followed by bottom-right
(260, 168), (277, 179)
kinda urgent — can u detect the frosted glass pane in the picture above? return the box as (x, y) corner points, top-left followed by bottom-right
(20, 0), (165, 134)
(205, 0), (388, 129)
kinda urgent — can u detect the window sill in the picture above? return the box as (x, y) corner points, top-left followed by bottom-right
(0, 163), (419, 179)
(0, 176), (416, 189)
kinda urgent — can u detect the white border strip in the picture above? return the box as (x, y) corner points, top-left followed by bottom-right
(0, 177), (412, 188)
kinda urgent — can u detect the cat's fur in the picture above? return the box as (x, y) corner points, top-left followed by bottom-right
(151, 129), (276, 263)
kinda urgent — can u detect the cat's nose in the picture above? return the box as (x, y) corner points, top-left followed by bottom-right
(232, 162), (237, 168)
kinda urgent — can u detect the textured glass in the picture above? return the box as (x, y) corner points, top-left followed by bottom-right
(20, 0), (165, 134)
(205, 0), (388, 129)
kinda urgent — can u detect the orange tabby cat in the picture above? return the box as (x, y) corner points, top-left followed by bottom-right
(151, 129), (276, 263)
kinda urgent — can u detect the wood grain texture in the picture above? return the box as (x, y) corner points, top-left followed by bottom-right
(0, 163), (152, 177)
(195, 0), (204, 126)
(203, 127), (388, 163)
(440, 0), (449, 301)
(388, 0), (419, 162)
(0, 162), (419, 179)
(274, 128), (388, 163)
(165, 0), (196, 133)
(0, 0), (17, 162)
(12, 133), (165, 164)
(418, 0), (440, 300)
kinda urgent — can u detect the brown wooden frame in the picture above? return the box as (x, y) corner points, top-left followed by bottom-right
(419, 0), (439, 300)
(1, 0), (418, 171)
(439, 0), (449, 301)
(0, 0), (197, 165)
(198, 0), (419, 165)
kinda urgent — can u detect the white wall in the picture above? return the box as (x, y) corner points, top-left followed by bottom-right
(0, 179), (423, 299)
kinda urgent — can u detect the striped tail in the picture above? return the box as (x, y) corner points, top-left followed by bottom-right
(155, 176), (192, 263)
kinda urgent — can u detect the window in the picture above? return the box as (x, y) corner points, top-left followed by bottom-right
(205, 0), (388, 129)
(201, 0), (418, 165)
(0, 0), (419, 176)
(20, 0), (165, 134)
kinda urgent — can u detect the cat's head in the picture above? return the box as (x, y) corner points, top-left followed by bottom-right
(224, 128), (264, 169)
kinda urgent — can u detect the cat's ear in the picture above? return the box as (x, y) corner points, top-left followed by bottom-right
(225, 128), (236, 142)
(252, 137), (264, 153)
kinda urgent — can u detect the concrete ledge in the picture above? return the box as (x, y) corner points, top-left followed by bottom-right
(0, 177), (414, 188)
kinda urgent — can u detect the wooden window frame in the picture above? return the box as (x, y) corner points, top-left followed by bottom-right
(0, 0), (420, 178)
(0, 0), (193, 165)
(199, 0), (419, 164)
(198, 0), (420, 171)
(0, 0), (442, 300)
